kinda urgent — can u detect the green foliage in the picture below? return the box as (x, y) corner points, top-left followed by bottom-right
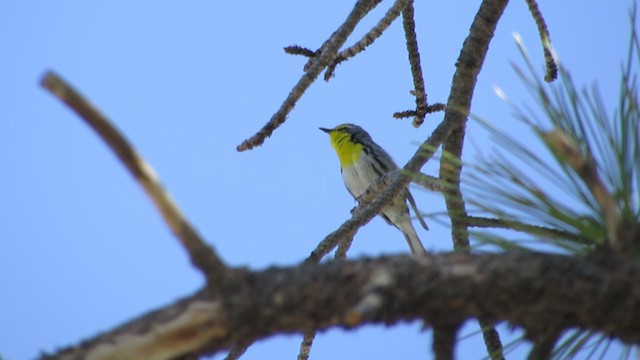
(464, 7), (640, 254)
(461, 3), (640, 359)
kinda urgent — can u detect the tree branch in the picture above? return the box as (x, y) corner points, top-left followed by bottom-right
(394, 0), (445, 126)
(524, 0), (557, 82)
(437, 0), (510, 357)
(285, 0), (411, 81)
(480, 321), (505, 360)
(40, 71), (228, 283)
(411, 172), (445, 193)
(297, 331), (316, 360)
(297, 223), (353, 360)
(41, 251), (640, 359)
(236, 0), (378, 151)
(465, 216), (590, 244)
(325, 0), (410, 80)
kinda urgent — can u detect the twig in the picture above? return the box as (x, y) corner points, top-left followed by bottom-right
(393, 103), (445, 122)
(335, 235), (355, 260)
(544, 130), (623, 251)
(401, 0), (426, 127)
(40, 71), (228, 283)
(285, 0), (411, 81)
(297, 225), (352, 360)
(284, 45), (318, 58)
(298, 0), (385, 74)
(524, 0), (557, 82)
(397, 0), (446, 127)
(479, 320), (505, 360)
(411, 172), (446, 193)
(236, 0), (378, 151)
(325, 0), (411, 80)
(465, 216), (590, 244)
(297, 331), (316, 360)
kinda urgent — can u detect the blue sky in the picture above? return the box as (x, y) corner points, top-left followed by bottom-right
(1, 1), (634, 359)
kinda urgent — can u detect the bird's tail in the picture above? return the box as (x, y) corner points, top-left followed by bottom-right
(398, 220), (427, 256)
(382, 195), (427, 255)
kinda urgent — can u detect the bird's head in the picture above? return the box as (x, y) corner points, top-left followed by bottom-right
(319, 124), (371, 166)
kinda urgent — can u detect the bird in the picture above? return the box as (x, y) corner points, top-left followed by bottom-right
(319, 123), (428, 255)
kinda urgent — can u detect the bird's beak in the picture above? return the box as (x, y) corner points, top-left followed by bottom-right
(319, 127), (332, 134)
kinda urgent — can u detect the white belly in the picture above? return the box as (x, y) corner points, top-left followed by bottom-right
(341, 165), (370, 198)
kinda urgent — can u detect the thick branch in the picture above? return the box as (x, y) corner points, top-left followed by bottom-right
(40, 71), (227, 283)
(437, 0), (510, 356)
(42, 251), (640, 359)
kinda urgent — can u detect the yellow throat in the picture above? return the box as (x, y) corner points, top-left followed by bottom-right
(328, 130), (363, 168)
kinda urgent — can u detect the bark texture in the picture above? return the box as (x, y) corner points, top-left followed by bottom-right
(42, 251), (640, 360)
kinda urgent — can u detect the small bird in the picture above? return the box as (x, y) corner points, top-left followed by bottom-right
(320, 124), (428, 255)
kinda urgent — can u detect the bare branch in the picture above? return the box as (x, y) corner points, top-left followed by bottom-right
(236, 0), (379, 151)
(393, 103), (446, 122)
(297, 223), (352, 360)
(324, 0), (411, 80)
(284, 0), (410, 81)
(335, 236), (355, 259)
(411, 172), (446, 192)
(398, 0), (446, 127)
(524, 0), (558, 82)
(40, 71), (227, 283)
(479, 321), (505, 360)
(401, 0), (426, 127)
(544, 130), (623, 250)
(41, 252), (640, 359)
(284, 45), (318, 58)
(297, 331), (316, 360)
